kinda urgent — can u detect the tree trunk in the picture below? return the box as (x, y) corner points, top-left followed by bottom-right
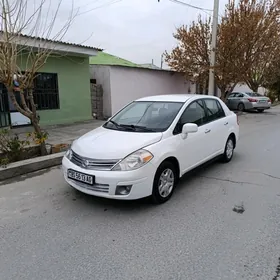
(220, 89), (227, 101)
(251, 84), (259, 92)
(246, 81), (259, 93)
(8, 90), (32, 119)
(32, 118), (47, 156)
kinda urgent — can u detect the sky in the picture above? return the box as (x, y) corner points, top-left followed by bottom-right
(35, 0), (228, 68)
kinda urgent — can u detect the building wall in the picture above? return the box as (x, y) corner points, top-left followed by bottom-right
(233, 83), (267, 95)
(90, 65), (112, 118)
(37, 56), (91, 125)
(109, 66), (193, 116)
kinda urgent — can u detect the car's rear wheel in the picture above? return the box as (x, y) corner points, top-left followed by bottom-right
(237, 103), (245, 112)
(152, 161), (177, 204)
(221, 136), (235, 163)
(257, 109), (264, 113)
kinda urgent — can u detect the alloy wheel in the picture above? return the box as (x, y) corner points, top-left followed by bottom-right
(158, 168), (175, 198)
(226, 139), (234, 159)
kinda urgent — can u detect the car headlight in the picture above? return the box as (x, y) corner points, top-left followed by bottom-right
(65, 148), (73, 160)
(112, 149), (153, 171)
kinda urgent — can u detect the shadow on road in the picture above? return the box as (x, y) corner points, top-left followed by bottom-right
(67, 157), (232, 213)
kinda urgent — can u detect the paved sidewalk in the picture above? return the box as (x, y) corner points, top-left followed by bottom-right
(11, 119), (105, 146)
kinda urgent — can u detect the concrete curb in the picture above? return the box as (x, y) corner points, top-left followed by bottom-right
(0, 152), (65, 181)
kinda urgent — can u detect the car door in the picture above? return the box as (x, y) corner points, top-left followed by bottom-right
(173, 99), (211, 174)
(234, 93), (245, 109)
(226, 93), (236, 109)
(203, 98), (228, 156)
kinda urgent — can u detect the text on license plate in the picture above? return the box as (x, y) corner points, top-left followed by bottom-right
(259, 100), (267, 103)
(67, 169), (94, 185)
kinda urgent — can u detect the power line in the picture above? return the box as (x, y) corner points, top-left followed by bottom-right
(164, 0), (223, 19)
(168, 0), (213, 12)
(77, 0), (122, 16)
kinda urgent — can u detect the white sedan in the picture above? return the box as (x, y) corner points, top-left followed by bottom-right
(62, 94), (239, 204)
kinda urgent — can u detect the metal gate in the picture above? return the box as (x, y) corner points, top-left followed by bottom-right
(0, 84), (11, 128)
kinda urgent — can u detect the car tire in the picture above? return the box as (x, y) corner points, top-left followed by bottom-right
(257, 109), (264, 113)
(221, 136), (235, 163)
(152, 161), (177, 204)
(237, 103), (245, 112)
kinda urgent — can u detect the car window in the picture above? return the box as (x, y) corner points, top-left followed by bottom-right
(228, 93), (236, 98)
(178, 100), (207, 129)
(118, 102), (148, 120)
(246, 92), (262, 97)
(105, 101), (183, 132)
(236, 93), (244, 97)
(204, 99), (225, 122)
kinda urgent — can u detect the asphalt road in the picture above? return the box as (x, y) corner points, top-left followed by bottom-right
(1, 107), (280, 280)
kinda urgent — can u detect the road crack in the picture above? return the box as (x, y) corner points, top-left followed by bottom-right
(257, 172), (280, 181)
(244, 171), (280, 180)
(199, 175), (263, 186)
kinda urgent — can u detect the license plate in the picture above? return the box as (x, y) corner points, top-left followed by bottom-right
(67, 169), (94, 185)
(259, 100), (267, 103)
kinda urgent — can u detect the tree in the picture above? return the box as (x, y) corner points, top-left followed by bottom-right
(165, 16), (211, 93)
(0, 0), (75, 154)
(165, 0), (280, 99)
(165, 15), (242, 100)
(225, 0), (280, 92)
(263, 57), (280, 101)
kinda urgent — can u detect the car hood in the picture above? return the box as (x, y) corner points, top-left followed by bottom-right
(72, 126), (163, 159)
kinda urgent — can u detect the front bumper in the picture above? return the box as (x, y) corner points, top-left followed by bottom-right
(62, 157), (156, 200)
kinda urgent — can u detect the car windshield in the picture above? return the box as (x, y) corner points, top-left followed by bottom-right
(246, 92), (262, 97)
(104, 101), (183, 132)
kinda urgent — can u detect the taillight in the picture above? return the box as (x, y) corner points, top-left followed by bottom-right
(268, 99), (271, 103)
(248, 98), (257, 102)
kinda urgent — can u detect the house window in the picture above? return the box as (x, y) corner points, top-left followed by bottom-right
(33, 73), (59, 110)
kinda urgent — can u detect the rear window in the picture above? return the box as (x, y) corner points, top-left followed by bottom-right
(246, 92), (262, 97)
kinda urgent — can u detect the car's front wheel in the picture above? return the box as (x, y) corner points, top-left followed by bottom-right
(152, 161), (177, 204)
(221, 136), (235, 163)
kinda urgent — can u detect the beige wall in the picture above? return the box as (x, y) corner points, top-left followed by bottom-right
(91, 65), (195, 117)
(109, 66), (194, 116)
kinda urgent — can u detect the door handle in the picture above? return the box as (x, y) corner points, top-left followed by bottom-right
(224, 122), (228, 125)
(205, 129), (211, 134)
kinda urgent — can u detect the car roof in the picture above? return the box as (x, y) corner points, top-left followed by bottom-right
(136, 94), (217, 103)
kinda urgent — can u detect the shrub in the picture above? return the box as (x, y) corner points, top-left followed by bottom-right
(0, 129), (30, 163)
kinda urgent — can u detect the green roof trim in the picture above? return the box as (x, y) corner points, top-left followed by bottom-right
(89, 52), (138, 67)
(89, 52), (178, 73)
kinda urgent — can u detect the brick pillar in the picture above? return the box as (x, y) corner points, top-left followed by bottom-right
(90, 84), (104, 120)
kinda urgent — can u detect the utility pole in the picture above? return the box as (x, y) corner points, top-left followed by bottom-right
(160, 53), (164, 69)
(208, 0), (219, 95)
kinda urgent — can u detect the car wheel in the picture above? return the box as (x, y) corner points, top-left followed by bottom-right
(257, 109), (264, 113)
(221, 136), (235, 163)
(237, 103), (245, 112)
(152, 161), (177, 204)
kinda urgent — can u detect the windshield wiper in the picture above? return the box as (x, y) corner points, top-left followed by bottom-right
(119, 124), (156, 132)
(107, 119), (121, 128)
(107, 121), (156, 132)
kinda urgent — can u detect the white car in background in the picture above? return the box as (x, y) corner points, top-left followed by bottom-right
(62, 94), (239, 204)
(226, 92), (271, 112)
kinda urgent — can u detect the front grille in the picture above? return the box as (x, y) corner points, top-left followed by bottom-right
(69, 179), (109, 193)
(70, 150), (119, 171)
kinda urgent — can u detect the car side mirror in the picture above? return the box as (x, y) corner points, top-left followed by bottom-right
(182, 123), (198, 139)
